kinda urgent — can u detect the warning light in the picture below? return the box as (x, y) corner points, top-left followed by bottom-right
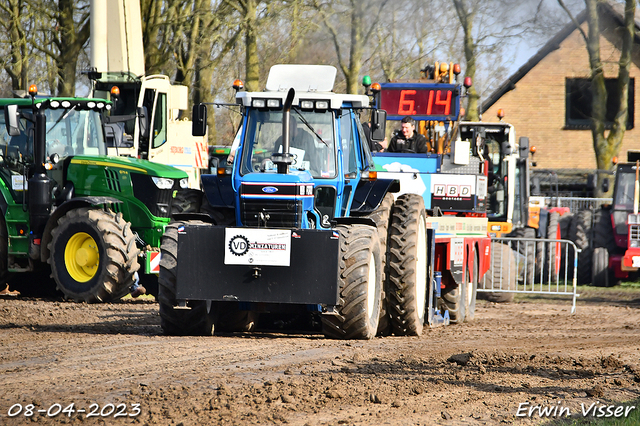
(497, 109), (505, 119)
(110, 86), (120, 96)
(28, 85), (38, 97)
(371, 83), (381, 93)
(232, 79), (244, 91)
(463, 77), (472, 88)
(612, 156), (618, 165)
(453, 64), (461, 75)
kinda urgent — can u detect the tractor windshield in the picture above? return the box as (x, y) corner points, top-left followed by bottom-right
(45, 108), (107, 158)
(614, 170), (637, 211)
(240, 108), (336, 178)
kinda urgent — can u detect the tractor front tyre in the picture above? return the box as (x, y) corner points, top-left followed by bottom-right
(171, 188), (203, 215)
(158, 221), (214, 336)
(49, 208), (139, 303)
(322, 224), (383, 340)
(386, 194), (428, 336)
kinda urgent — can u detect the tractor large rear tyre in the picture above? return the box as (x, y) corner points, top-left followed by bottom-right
(0, 216), (8, 283)
(592, 208), (617, 287)
(365, 193), (394, 336)
(158, 221), (214, 336)
(321, 224), (382, 340)
(477, 242), (516, 303)
(386, 194), (428, 336)
(49, 208), (139, 303)
(569, 209), (593, 284)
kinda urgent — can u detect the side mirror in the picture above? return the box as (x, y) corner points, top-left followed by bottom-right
(4, 105), (20, 136)
(602, 177), (610, 193)
(370, 109), (387, 143)
(137, 106), (149, 140)
(192, 104), (207, 137)
(518, 136), (529, 160)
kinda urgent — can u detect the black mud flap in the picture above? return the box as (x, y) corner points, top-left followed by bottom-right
(175, 224), (340, 305)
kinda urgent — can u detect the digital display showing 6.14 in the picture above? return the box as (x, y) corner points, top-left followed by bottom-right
(379, 85), (459, 120)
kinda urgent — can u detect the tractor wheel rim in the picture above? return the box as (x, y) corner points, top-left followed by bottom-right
(65, 232), (100, 282)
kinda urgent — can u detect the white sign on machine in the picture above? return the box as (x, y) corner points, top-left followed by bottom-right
(225, 228), (292, 266)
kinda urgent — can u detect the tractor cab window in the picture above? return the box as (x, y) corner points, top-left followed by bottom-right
(45, 108), (107, 158)
(151, 92), (167, 149)
(240, 108), (336, 178)
(340, 110), (357, 178)
(484, 138), (506, 218)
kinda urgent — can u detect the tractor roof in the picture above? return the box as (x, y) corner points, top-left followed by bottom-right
(236, 64), (370, 109)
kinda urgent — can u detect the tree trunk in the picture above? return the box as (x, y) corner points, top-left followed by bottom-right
(244, 0), (259, 92)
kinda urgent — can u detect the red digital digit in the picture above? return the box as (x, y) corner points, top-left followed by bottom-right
(398, 90), (417, 115)
(435, 90), (452, 115)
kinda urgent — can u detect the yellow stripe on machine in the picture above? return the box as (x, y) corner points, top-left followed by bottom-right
(70, 159), (148, 174)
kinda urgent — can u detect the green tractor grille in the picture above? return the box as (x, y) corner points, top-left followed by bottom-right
(104, 169), (122, 192)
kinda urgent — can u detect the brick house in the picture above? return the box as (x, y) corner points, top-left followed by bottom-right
(481, 2), (640, 170)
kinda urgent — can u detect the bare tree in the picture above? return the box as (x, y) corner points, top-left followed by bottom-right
(452, 0), (547, 120)
(313, 0), (390, 94)
(0, 0), (32, 93)
(559, 0), (635, 195)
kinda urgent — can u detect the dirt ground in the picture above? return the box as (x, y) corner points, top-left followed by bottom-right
(1, 287), (639, 426)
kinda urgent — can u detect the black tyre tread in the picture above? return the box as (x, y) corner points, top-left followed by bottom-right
(477, 242), (516, 303)
(49, 208), (139, 303)
(442, 272), (466, 323)
(321, 224), (382, 340)
(592, 247), (615, 287)
(592, 208), (616, 251)
(365, 193), (394, 336)
(171, 188), (203, 215)
(535, 211), (559, 278)
(569, 209), (593, 284)
(558, 213), (574, 271)
(158, 221), (214, 336)
(0, 215), (8, 282)
(513, 226), (536, 284)
(386, 194), (427, 336)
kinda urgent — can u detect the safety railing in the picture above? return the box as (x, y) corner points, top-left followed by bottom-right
(478, 237), (580, 313)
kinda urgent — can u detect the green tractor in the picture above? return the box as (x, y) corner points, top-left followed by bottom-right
(0, 86), (188, 302)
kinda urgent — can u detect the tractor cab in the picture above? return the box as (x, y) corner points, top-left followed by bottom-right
(193, 64), (388, 230)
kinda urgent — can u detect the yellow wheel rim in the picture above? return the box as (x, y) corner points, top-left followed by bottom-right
(64, 232), (100, 282)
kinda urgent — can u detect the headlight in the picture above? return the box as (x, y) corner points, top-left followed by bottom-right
(179, 178), (189, 189)
(252, 99), (266, 108)
(300, 100), (314, 109)
(151, 177), (174, 189)
(630, 240), (640, 248)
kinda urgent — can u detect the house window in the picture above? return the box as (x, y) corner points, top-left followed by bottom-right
(565, 78), (634, 130)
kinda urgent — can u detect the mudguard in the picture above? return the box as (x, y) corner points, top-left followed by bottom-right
(201, 174), (235, 208)
(350, 178), (399, 215)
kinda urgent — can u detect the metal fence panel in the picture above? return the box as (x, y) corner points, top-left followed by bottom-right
(546, 197), (612, 212)
(479, 237), (580, 313)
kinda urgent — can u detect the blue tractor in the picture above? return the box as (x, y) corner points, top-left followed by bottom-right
(159, 64), (453, 339)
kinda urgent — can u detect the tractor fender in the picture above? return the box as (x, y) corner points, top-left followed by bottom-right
(350, 178), (400, 215)
(201, 174), (235, 209)
(40, 196), (123, 263)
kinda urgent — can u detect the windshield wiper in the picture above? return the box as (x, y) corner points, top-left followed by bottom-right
(47, 105), (76, 135)
(293, 109), (329, 147)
